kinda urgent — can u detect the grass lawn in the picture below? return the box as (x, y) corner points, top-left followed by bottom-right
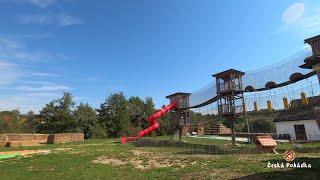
(0, 137), (319, 180)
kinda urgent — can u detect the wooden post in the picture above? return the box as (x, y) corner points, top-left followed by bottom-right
(254, 101), (258, 112)
(314, 108), (320, 130)
(267, 101), (272, 112)
(242, 102), (246, 113)
(283, 97), (290, 109)
(231, 119), (236, 146)
(301, 92), (308, 106)
(179, 126), (182, 142)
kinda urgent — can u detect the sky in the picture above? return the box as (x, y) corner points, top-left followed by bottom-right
(0, 0), (319, 113)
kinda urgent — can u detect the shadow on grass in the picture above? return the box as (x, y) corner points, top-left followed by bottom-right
(237, 157), (320, 180)
(292, 147), (320, 154)
(132, 139), (260, 155)
(275, 146), (320, 154)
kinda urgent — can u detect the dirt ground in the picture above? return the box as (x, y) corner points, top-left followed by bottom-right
(93, 149), (200, 170)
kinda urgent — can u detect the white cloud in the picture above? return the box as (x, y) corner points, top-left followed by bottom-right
(20, 14), (50, 24)
(1, 51), (52, 62)
(0, 60), (23, 85)
(282, 3), (305, 23)
(0, 37), (59, 62)
(22, 33), (52, 39)
(0, 37), (23, 49)
(31, 72), (60, 77)
(276, 3), (320, 37)
(19, 13), (84, 27)
(74, 96), (86, 101)
(57, 14), (84, 27)
(0, 35), (73, 113)
(18, 92), (60, 97)
(19, 80), (54, 85)
(16, 84), (70, 91)
(0, 0), (57, 8)
(0, 61), (17, 69)
(0, 96), (53, 113)
(27, 0), (56, 8)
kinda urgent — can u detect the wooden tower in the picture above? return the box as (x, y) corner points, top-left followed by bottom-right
(213, 69), (245, 145)
(300, 35), (320, 84)
(166, 92), (191, 141)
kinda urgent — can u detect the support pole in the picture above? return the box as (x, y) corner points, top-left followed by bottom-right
(267, 100), (272, 112)
(254, 101), (258, 112)
(179, 126), (182, 142)
(283, 97), (290, 109)
(301, 92), (309, 106)
(245, 116), (251, 143)
(231, 118), (236, 146)
(242, 102), (246, 114)
(313, 64), (320, 85)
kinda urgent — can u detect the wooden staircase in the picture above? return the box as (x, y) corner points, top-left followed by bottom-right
(204, 124), (231, 135)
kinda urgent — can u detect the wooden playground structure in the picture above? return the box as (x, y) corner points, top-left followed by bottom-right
(121, 35), (320, 153)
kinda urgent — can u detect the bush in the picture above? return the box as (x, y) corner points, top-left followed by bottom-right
(243, 119), (275, 133)
(91, 125), (107, 139)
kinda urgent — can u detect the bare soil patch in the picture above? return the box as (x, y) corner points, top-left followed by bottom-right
(92, 156), (127, 166)
(54, 148), (73, 151)
(93, 149), (197, 170)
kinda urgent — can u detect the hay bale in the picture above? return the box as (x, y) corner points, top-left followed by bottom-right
(47, 133), (84, 144)
(4, 134), (48, 147)
(0, 135), (9, 147)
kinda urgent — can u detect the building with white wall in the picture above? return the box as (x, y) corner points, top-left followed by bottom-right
(274, 108), (320, 141)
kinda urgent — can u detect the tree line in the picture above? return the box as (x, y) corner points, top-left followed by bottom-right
(0, 92), (173, 139)
(0, 92), (277, 138)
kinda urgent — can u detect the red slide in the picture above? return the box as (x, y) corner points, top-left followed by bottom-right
(121, 102), (177, 144)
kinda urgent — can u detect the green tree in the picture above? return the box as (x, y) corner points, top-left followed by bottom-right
(97, 92), (131, 137)
(23, 111), (38, 133)
(157, 114), (170, 136)
(38, 92), (77, 133)
(74, 103), (98, 139)
(0, 110), (23, 133)
(128, 96), (145, 128)
(244, 119), (275, 133)
(143, 97), (155, 127)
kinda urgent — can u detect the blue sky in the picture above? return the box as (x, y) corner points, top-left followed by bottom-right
(0, 0), (319, 113)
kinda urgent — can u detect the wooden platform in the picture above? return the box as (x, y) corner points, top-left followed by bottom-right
(204, 124), (231, 135)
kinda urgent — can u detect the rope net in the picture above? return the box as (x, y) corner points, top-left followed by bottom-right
(189, 49), (317, 111)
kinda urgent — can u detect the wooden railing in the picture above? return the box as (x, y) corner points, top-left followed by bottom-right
(218, 104), (243, 115)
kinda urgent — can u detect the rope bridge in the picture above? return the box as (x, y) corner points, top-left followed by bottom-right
(185, 49), (318, 113)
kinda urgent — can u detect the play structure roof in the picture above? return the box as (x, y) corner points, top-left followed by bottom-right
(212, 69), (245, 78)
(274, 106), (317, 122)
(304, 35), (320, 44)
(166, 92), (191, 98)
(300, 56), (320, 69)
